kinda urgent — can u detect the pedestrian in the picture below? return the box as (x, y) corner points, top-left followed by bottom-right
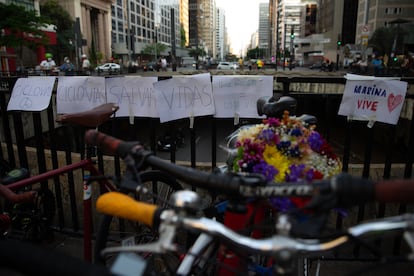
(60, 57), (75, 76)
(401, 54), (414, 77)
(238, 58), (244, 70)
(372, 55), (384, 76)
(81, 54), (91, 75)
(161, 56), (167, 71)
(257, 59), (264, 70)
(40, 53), (56, 76)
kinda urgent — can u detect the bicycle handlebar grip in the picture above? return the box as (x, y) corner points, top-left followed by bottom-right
(85, 130), (140, 157)
(334, 173), (375, 206)
(0, 184), (35, 203)
(96, 192), (160, 227)
(375, 179), (414, 203)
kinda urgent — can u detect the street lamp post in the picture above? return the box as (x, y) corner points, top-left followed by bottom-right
(336, 33), (341, 71)
(154, 24), (159, 61)
(170, 7), (177, 71)
(283, 23), (286, 71)
(289, 25), (295, 70)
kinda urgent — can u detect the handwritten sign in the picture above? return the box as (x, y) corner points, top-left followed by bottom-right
(153, 73), (215, 123)
(106, 76), (158, 117)
(338, 74), (407, 125)
(7, 77), (55, 111)
(212, 75), (273, 118)
(56, 76), (106, 114)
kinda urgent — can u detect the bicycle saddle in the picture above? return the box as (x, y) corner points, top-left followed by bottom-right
(56, 103), (119, 128)
(257, 95), (297, 117)
(296, 114), (317, 125)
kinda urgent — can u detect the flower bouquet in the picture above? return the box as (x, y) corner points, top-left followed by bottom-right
(229, 111), (342, 212)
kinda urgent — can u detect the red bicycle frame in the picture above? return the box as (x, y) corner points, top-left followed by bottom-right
(216, 200), (269, 275)
(5, 158), (116, 262)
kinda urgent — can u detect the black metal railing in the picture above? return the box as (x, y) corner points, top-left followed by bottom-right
(1, 75), (414, 261)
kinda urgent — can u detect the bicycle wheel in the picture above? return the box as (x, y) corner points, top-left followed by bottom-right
(94, 170), (183, 274)
(8, 187), (56, 242)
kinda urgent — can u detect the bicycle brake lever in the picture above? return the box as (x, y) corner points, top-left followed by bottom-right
(118, 169), (148, 195)
(101, 223), (177, 255)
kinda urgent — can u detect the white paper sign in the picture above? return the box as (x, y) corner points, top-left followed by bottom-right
(106, 76), (159, 117)
(7, 77), (55, 111)
(56, 76), (106, 114)
(153, 73), (215, 123)
(212, 75), (273, 118)
(338, 74), (407, 125)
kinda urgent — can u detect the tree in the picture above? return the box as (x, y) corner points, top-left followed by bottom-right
(368, 26), (406, 56)
(188, 47), (206, 59)
(0, 3), (51, 68)
(246, 47), (266, 60)
(40, 0), (76, 64)
(142, 43), (168, 60)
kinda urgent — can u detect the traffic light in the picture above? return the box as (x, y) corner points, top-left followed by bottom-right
(393, 56), (398, 62)
(290, 34), (295, 39)
(337, 40), (342, 46)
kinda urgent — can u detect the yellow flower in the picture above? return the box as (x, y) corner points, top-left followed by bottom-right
(263, 145), (291, 182)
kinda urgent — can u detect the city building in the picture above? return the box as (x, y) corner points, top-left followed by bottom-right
(179, 0), (189, 47)
(110, 0), (181, 65)
(215, 7), (226, 61)
(198, 0), (216, 60)
(355, 0), (414, 55)
(258, 2), (270, 60)
(58, 0), (113, 63)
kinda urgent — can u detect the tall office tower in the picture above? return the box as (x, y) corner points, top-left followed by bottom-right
(258, 2), (270, 59)
(179, 0), (189, 47)
(215, 7), (226, 61)
(197, 0), (216, 58)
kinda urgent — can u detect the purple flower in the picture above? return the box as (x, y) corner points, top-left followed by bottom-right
(290, 127), (302, 137)
(286, 164), (306, 182)
(305, 169), (314, 181)
(265, 117), (280, 127)
(241, 140), (264, 163)
(252, 161), (278, 181)
(269, 197), (297, 212)
(258, 128), (275, 142)
(308, 132), (323, 152)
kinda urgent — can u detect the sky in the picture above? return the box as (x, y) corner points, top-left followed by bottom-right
(216, 0), (265, 56)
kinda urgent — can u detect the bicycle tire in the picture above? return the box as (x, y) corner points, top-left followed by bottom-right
(7, 187), (56, 242)
(94, 170), (183, 274)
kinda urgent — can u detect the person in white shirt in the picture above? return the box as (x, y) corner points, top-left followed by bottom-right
(39, 53), (56, 75)
(161, 57), (167, 71)
(81, 54), (91, 75)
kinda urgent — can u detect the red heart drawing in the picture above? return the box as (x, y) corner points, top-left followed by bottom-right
(387, 93), (403, 113)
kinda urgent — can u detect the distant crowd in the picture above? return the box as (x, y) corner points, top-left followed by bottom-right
(348, 52), (414, 77)
(38, 53), (91, 76)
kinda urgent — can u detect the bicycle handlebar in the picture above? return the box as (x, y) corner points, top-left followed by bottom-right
(96, 192), (414, 257)
(0, 184), (36, 203)
(85, 130), (414, 207)
(97, 192), (162, 228)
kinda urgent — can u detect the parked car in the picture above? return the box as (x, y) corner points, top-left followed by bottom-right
(217, 62), (238, 70)
(95, 63), (121, 73)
